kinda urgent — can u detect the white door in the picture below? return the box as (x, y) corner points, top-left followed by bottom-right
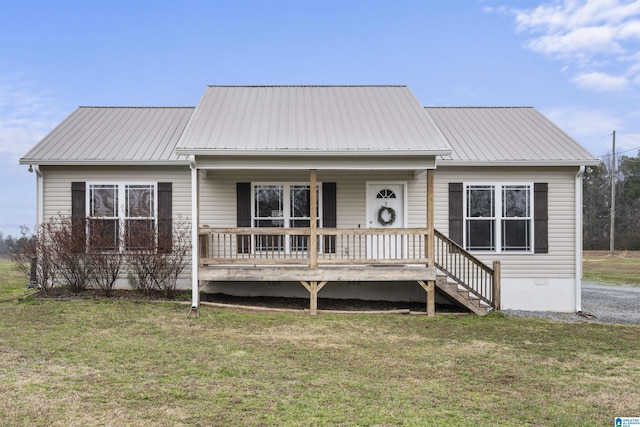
(366, 183), (405, 259)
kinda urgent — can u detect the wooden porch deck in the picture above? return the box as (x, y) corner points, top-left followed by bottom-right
(196, 226), (499, 316)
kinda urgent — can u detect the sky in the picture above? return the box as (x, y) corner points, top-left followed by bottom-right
(0, 0), (639, 236)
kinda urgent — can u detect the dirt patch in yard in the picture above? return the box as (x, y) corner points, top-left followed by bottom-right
(28, 287), (467, 313)
(202, 293), (467, 313)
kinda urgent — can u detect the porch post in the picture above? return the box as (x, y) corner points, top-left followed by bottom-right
(492, 260), (501, 310)
(426, 169), (435, 317)
(189, 157), (200, 316)
(426, 169), (435, 268)
(300, 280), (328, 316)
(309, 169), (318, 269)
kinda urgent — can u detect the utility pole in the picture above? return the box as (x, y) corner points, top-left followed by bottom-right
(610, 130), (616, 255)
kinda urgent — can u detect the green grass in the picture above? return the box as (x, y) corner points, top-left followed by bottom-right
(583, 251), (640, 286)
(0, 258), (33, 301)
(1, 257), (639, 426)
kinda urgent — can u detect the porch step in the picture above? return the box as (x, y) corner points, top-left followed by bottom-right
(435, 275), (490, 316)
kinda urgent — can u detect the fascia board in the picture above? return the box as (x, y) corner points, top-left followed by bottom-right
(19, 159), (191, 166)
(437, 159), (601, 167)
(194, 155), (437, 170)
(175, 148), (452, 157)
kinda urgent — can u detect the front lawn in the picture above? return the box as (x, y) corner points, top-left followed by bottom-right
(0, 299), (640, 426)
(583, 250), (640, 286)
(1, 258), (639, 426)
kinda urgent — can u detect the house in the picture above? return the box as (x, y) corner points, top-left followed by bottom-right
(20, 85), (599, 315)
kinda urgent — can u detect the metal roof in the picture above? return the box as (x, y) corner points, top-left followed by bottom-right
(20, 107), (194, 165)
(20, 90), (599, 168)
(175, 86), (451, 156)
(424, 107), (599, 166)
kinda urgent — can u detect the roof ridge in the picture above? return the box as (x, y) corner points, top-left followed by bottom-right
(77, 106), (195, 109)
(424, 106), (534, 109)
(206, 85), (407, 88)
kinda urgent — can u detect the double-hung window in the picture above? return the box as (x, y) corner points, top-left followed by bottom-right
(465, 183), (532, 253)
(88, 183), (157, 251)
(252, 183), (321, 253)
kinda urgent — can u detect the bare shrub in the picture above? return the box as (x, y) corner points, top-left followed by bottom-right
(126, 217), (191, 297)
(10, 225), (57, 294)
(12, 214), (191, 298)
(44, 216), (93, 292)
(87, 220), (124, 296)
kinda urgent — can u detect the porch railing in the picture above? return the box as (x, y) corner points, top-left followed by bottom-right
(199, 227), (430, 266)
(433, 229), (500, 310)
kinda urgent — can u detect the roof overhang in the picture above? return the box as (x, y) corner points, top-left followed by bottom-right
(193, 153), (440, 170)
(437, 159), (601, 167)
(175, 148), (451, 157)
(18, 159), (192, 166)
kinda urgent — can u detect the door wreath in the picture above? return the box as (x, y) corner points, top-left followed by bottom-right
(377, 206), (397, 226)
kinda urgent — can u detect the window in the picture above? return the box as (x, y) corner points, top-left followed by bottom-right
(125, 184), (155, 250)
(252, 183), (321, 252)
(464, 184), (532, 253)
(88, 183), (157, 251)
(466, 185), (495, 251)
(501, 185), (531, 251)
(89, 184), (119, 250)
(254, 185), (284, 251)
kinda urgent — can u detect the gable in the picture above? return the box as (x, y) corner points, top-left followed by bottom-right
(175, 86), (451, 156)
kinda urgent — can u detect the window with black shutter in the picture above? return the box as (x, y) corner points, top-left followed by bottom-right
(449, 182), (547, 254)
(74, 182), (171, 252)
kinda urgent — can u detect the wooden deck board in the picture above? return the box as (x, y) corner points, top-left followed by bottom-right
(199, 265), (436, 282)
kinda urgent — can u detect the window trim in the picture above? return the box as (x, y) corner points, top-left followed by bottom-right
(463, 182), (534, 254)
(251, 182), (323, 254)
(86, 182), (158, 252)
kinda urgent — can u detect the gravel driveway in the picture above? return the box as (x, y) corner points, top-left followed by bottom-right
(504, 281), (640, 324)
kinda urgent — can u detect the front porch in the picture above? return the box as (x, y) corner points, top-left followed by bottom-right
(188, 166), (499, 316)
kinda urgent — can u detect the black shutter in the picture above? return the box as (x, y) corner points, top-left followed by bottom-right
(237, 183), (251, 254)
(322, 182), (337, 253)
(449, 183), (463, 246)
(534, 183), (548, 254)
(71, 182), (86, 251)
(158, 182), (173, 253)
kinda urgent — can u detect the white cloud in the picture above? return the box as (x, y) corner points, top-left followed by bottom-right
(526, 25), (622, 59)
(0, 74), (65, 161)
(542, 105), (639, 157)
(543, 105), (623, 138)
(572, 71), (629, 91)
(503, 0), (640, 94)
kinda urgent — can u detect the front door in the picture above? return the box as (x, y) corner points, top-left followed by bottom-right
(366, 182), (405, 259)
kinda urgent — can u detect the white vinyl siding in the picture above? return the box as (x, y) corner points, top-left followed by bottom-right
(434, 167), (577, 279)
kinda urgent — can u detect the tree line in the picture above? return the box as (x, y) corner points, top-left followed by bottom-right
(0, 227), (31, 257)
(584, 150), (640, 250)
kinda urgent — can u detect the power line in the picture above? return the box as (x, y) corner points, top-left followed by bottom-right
(598, 146), (640, 159)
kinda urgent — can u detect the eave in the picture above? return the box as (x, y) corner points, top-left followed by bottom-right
(18, 159), (192, 166)
(437, 159), (601, 167)
(175, 148), (452, 157)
